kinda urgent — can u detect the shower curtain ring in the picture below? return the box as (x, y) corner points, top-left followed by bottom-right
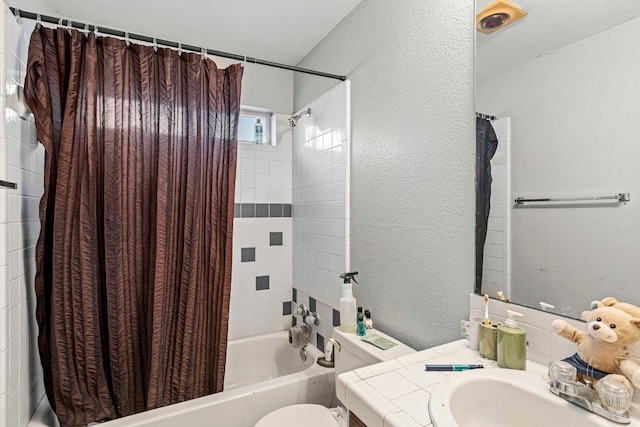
(15, 9), (22, 24)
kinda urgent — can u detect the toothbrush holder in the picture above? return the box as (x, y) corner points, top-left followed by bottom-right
(478, 321), (501, 361)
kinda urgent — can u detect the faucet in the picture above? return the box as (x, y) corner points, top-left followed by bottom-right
(294, 303), (319, 326)
(550, 379), (630, 424)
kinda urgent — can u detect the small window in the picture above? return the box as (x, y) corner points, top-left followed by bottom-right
(238, 107), (275, 145)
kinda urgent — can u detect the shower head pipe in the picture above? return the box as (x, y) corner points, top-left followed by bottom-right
(288, 108), (311, 127)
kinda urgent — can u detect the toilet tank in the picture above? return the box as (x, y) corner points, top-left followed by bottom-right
(332, 327), (415, 376)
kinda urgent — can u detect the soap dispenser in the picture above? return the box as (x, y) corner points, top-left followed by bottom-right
(497, 310), (526, 370)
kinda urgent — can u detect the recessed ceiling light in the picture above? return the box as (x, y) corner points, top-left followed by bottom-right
(476, 0), (527, 35)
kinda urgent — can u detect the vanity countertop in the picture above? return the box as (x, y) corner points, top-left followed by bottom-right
(336, 339), (639, 427)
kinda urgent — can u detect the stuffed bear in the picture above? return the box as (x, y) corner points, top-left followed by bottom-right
(552, 302), (640, 394)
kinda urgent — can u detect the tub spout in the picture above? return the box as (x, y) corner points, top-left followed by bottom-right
(289, 325), (310, 348)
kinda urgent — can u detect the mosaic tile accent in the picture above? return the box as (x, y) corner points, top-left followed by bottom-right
(241, 247), (255, 262)
(240, 203), (255, 218)
(333, 309), (340, 327)
(270, 232), (283, 246)
(283, 301), (292, 316)
(270, 204), (283, 217)
(316, 333), (325, 352)
(234, 203), (293, 218)
(256, 276), (270, 291)
(309, 297), (316, 312)
(256, 203), (269, 217)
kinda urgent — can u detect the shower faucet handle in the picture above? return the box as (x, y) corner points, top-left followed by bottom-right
(294, 303), (308, 317)
(304, 311), (320, 326)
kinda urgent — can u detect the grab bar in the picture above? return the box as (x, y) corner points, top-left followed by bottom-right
(0, 180), (17, 189)
(514, 193), (630, 205)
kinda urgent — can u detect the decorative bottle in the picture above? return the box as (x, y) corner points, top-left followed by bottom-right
(255, 118), (264, 144)
(357, 307), (366, 336)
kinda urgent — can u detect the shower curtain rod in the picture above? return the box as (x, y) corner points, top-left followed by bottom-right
(475, 112), (496, 121)
(9, 8), (347, 82)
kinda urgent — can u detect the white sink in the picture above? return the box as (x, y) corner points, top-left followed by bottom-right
(428, 368), (639, 427)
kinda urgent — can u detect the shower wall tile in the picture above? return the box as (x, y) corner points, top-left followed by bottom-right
(293, 83), (349, 316)
(228, 113), (294, 340)
(0, 10), (43, 427)
(230, 84), (349, 343)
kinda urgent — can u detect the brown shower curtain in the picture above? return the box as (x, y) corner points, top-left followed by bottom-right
(24, 25), (243, 427)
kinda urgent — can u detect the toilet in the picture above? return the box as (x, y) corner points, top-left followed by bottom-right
(255, 327), (415, 426)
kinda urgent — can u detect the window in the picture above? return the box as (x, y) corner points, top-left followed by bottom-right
(238, 107), (276, 145)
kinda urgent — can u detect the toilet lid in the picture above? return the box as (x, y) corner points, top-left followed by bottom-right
(255, 404), (339, 427)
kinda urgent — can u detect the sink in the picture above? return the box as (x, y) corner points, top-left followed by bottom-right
(428, 369), (638, 427)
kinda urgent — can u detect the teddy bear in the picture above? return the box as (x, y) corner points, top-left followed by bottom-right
(582, 297), (640, 371)
(552, 301), (640, 395)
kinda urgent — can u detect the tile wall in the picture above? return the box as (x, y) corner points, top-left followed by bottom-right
(481, 118), (511, 299)
(0, 10), (45, 427)
(228, 114), (295, 340)
(292, 82), (349, 350)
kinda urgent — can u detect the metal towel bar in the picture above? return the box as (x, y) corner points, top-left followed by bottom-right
(0, 180), (17, 189)
(514, 193), (630, 205)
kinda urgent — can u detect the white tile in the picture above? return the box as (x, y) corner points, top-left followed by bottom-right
(364, 371), (420, 400)
(383, 411), (424, 427)
(391, 390), (431, 426)
(396, 363), (446, 389)
(345, 380), (400, 427)
(353, 359), (404, 380)
(523, 324), (551, 366)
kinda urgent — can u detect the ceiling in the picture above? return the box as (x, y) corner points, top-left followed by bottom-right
(11, 1), (640, 81)
(9, 0), (362, 65)
(476, 0), (640, 80)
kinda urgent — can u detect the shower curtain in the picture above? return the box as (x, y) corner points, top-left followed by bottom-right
(475, 117), (498, 294)
(24, 25), (243, 426)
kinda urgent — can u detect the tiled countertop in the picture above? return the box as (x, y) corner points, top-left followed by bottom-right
(337, 339), (552, 427)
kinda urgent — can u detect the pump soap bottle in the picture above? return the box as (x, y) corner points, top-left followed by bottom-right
(497, 310), (526, 370)
(339, 272), (358, 333)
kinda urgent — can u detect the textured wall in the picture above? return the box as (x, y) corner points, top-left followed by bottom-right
(294, 1), (476, 350)
(476, 17), (640, 317)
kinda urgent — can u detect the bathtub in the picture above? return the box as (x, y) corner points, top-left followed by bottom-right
(30, 330), (334, 427)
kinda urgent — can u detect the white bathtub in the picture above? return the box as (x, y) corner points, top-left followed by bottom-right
(29, 331), (334, 427)
(106, 331), (334, 426)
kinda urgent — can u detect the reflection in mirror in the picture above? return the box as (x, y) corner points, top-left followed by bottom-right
(475, 0), (640, 319)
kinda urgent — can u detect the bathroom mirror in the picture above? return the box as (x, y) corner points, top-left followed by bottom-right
(475, 0), (640, 319)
